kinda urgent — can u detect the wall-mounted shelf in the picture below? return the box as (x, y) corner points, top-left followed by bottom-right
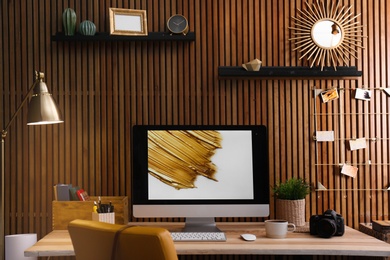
(51, 32), (195, 42)
(218, 66), (362, 80)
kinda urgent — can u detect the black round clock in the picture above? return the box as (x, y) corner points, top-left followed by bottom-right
(167, 14), (189, 35)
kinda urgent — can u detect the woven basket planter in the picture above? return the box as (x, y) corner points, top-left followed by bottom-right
(276, 198), (306, 226)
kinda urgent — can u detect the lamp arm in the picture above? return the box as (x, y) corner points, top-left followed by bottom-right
(0, 71), (46, 260)
(1, 71), (42, 140)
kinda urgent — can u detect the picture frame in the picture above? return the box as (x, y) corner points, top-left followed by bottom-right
(109, 8), (148, 36)
(320, 88), (339, 103)
(355, 88), (371, 101)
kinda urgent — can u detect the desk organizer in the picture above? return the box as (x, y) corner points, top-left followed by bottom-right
(52, 196), (128, 230)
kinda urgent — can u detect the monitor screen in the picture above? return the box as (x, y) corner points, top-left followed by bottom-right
(132, 125), (269, 232)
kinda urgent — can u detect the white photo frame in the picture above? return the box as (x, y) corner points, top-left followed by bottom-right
(355, 88), (371, 101)
(109, 8), (148, 36)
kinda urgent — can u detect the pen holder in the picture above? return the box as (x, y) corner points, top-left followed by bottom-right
(92, 212), (115, 224)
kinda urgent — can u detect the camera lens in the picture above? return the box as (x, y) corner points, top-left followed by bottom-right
(317, 219), (337, 238)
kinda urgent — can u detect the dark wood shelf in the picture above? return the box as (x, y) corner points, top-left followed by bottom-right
(52, 32), (195, 42)
(218, 66), (362, 80)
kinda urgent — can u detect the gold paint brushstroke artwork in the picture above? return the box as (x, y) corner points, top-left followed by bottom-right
(148, 130), (222, 190)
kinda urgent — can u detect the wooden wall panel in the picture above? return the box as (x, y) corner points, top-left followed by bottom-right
(1, 0), (390, 259)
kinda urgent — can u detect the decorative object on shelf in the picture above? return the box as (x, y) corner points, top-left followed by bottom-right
(242, 59), (262, 71)
(289, 1), (365, 71)
(62, 8), (77, 36)
(167, 14), (189, 35)
(109, 8), (147, 36)
(79, 20), (96, 36)
(272, 178), (311, 226)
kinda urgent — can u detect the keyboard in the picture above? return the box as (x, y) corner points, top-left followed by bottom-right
(170, 232), (227, 242)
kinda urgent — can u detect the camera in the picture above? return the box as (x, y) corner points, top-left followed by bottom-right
(310, 209), (345, 238)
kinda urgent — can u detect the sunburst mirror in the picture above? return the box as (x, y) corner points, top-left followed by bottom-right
(289, 0), (365, 71)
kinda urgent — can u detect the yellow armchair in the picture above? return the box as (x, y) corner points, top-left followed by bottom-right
(68, 219), (178, 260)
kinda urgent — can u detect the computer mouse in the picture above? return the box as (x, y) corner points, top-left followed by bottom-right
(240, 233), (256, 241)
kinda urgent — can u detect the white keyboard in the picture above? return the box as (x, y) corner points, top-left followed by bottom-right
(170, 232), (227, 241)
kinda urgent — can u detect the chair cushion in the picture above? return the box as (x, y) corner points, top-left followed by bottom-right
(68, 219), (178, 260)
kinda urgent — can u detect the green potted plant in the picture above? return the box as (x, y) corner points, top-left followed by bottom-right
(272, 178), (311, 226)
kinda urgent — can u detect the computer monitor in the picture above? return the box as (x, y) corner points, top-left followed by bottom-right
(131, 125), (269, 232)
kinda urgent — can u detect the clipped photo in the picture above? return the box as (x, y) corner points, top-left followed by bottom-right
(320, 88), (339, 103)
(355, 88), (371, 101)
(341, 163), (358, 178)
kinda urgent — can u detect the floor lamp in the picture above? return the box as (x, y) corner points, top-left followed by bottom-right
(0, 71), (63, 260)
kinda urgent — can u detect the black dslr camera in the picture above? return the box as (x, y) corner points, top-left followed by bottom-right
(309, 209), (345, 238)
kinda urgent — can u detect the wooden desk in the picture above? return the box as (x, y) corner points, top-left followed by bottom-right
(25, 222), (390, 257)
(24, 230), (74, 257)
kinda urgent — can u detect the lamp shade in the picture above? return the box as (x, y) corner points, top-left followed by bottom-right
(27, 78), (63, 125)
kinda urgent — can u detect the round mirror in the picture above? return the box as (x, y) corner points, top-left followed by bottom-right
(289, 1), (365, 70)
(311, 20), (343, 49)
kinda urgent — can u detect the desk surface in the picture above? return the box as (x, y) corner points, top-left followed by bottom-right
(25, 222), (390, 257)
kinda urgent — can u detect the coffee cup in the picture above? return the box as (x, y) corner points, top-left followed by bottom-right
(265, 219), (296, 238)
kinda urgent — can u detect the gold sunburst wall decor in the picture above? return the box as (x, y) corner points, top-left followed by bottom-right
(289, 0), (365, 71)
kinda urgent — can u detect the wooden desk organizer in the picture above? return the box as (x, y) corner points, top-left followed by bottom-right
(52, 196), (128, 230)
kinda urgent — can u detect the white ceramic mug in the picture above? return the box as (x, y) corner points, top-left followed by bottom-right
(265, 219), (296, 238)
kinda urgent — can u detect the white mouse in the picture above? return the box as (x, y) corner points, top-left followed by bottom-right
(241, 233), (256, 241)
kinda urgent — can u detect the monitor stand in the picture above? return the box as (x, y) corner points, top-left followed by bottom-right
(182, 217), (222, 232)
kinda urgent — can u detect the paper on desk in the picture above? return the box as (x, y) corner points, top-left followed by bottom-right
(348, 138), (366, 151)
(341, 164), (358, 178)
(315, 131), (334, 142)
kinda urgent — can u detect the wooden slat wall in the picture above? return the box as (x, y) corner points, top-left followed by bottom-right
(1, 0), (389, 259)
